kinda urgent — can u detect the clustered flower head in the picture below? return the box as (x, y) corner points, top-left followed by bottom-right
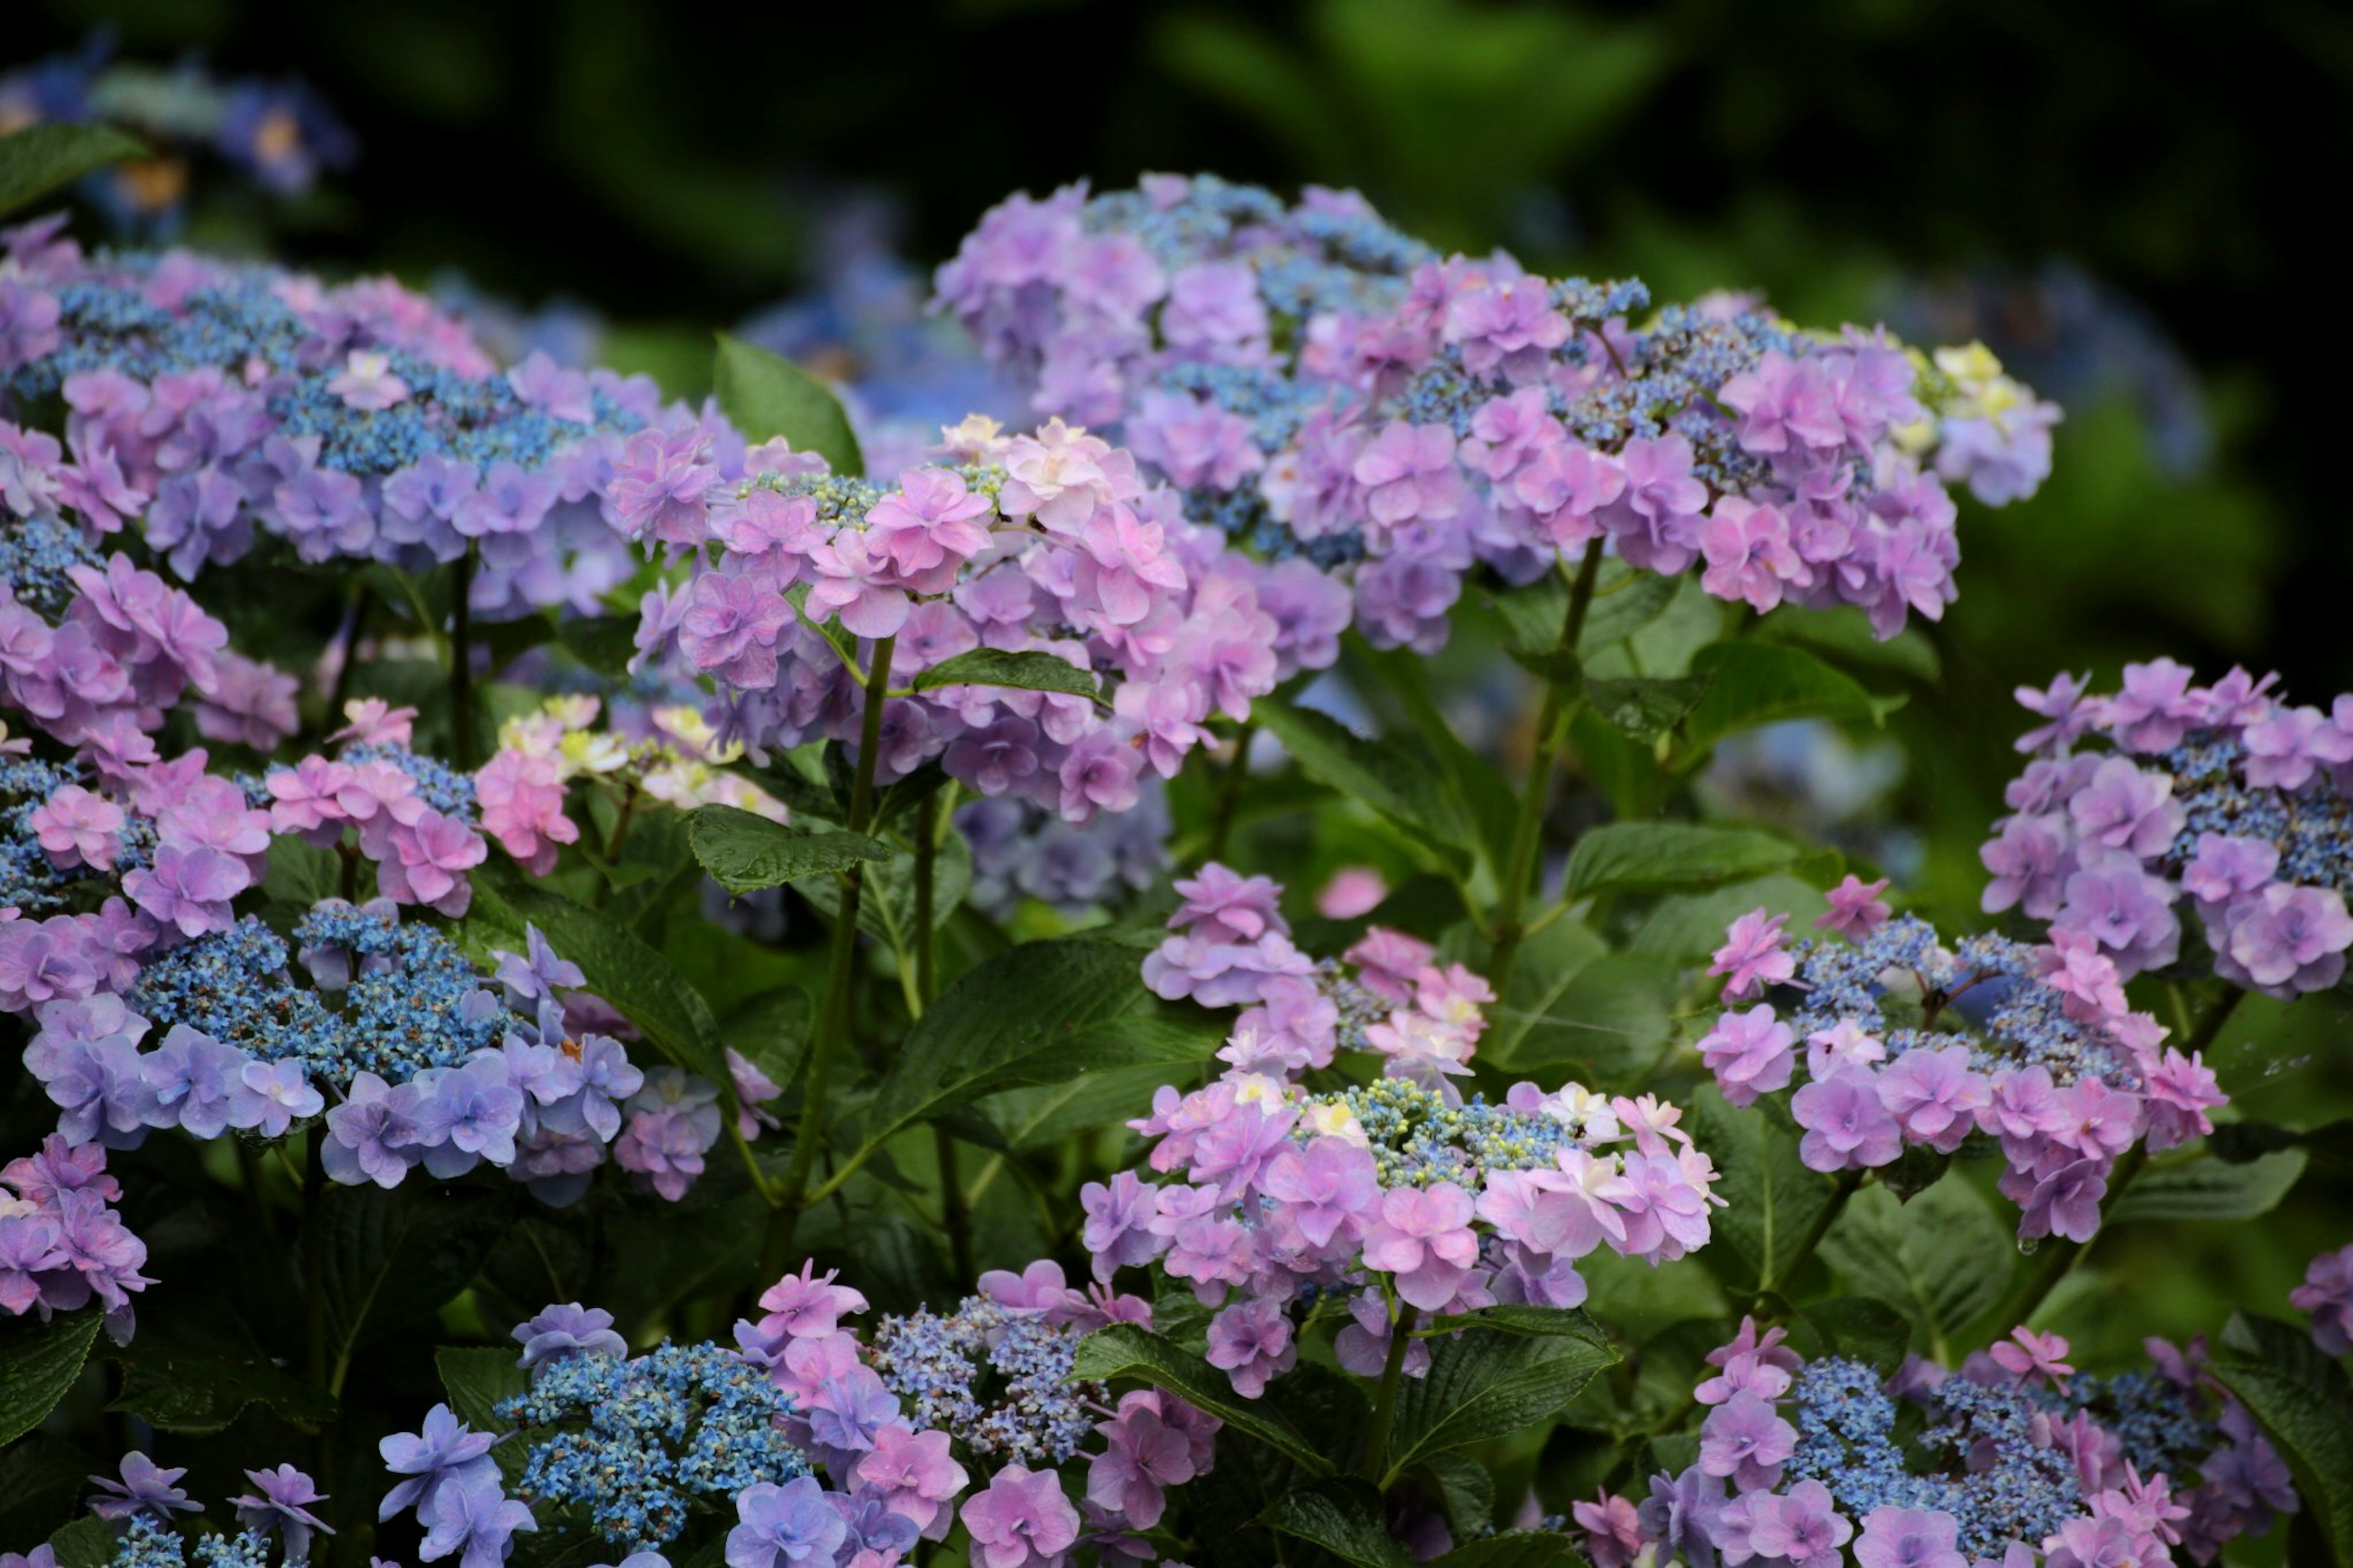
(629, 415), (1297, 825)
(0, 1135), (150, 1337)
(1575, 1320), (2292, 1568)
(1121, 864), (1721, 1396)
(1985, 661), (2353, 997)
(0, 215), (696, 617)
(1699, 906), (2224, 1242)
(2291, 1243), (2353, 1355)
(33, 1453), (335, 1568)
(957, 784), (1170, 919)
(936, 175), (2059, 662)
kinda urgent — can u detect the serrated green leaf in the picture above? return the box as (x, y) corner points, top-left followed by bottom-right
(910, 648), (1102, 702)
(2109, 1149), (2308, 1223)
(1425, 1305), (1612, 1339)
(438, 1344), (530, 1434)
(1072, 1324), (1335, 1476)
(1583, 672), (1716, 743)
(468, 867), (731, 1091)
(1486, 916), (1610, 1064)
(722, 986), (814, 1096)
(1821, 1181), (2012, 1352)
(0, 1308), (102, 1445)
(712, 332), (862, 475)
(2207, 1328), (2353, 1567)
(1384, 1319), (1618, 1485)
(1562, 821), (1797, 898)
(1680, 642), (1901, 752)
(1420, 1452), (1498, 1541)
(106, 1320), (336, 1436)
(1798, 1297), (1912, 1374)
(0, 123), (151, 218)
(1577, 567), (1684, 655)
(1253, 698), (1469, 852)
(854, 940), (1180, 1157)
(48, 1516), (115, 1568)
(1261, 1477), (1413, 1568)
(317, 1184), (510, 1391)
(1688, 1086), (1837, 1297)
(688, 803), (892, 894)
(1487, 950), (1679, 1080)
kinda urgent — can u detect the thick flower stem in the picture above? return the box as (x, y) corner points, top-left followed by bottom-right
(763, 635), (895, 1280)
(1359, 1297), (1414, 1485)
(912, 793), (976, 1280)
(1488, 540), (1604, 991)
(1757, 1167), (1865, 1309)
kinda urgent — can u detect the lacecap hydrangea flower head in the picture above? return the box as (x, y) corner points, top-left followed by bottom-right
(1108, 863), (1722, 1396)
(0, 213), (705, 618)
(1985, 661), (2353, 997)
(1697, 893), (2224, 1243)
(936, 174), (2063, 660)
(1575, 1320), (2293, 1568)
(627, 415), (1301, 824)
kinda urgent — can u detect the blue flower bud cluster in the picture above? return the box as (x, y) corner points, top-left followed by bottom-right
(868, 1293), (1104, 1466)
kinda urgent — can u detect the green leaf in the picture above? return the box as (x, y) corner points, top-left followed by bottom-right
(966, 1056), (1214, 1152)
(688, 803), (892, 894)
(1425, 1305), (1612, 1339)
(0, 1308), (102, 1444)
(1487, 950), (1679, 1080)
(723, 986), (814, 1094)
(1260, 1477), (1413, 1568)
(1072, 1324), (1335, 1476)
(712, 332), (862, 475)
(1430, 1532), (1591, 1568)
(1583, 672), (1716, 743)
(1758, 607), (1941, 681)
(0, 122), (151, 218)
(316, 1185), (510, 1388)
(1680, 642), (1902, 753)
(1821, 1181), (2012, 1352)
(910, 648), (1102, 703)
(1627, 876), (1827, 963)
(2109, 1149), (2308, 1223)
(553, 613), (643, 677)
(1798, 1297), (1913, 1375)
(1688, 1086), (1836, 1297)
(468, 868), (730, 1089)
(1419, 1452), (1497, 1541)
(1384, 1316), (1618, 1485)
(48, 1516), (116, 1568)
(1486, 917), (1609, 1064)
(107, 1320), (337, 1435)
(1252, 698), (1469, 852)
(1562, 822), (1797, 899)
(855, 940), (1186, 1156)
(438, 1345), (531, 1434)
(1578, 570), (1685, 656)
(1357, 642), (1520, 877)
(2208, 1322), (2353, 1567)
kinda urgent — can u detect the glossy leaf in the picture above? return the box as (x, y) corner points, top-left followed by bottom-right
(316, 1185), (510, 1385)
(1562, 822), (1797, 898)
(688, 803), (892, 894)
(1072, 1324), (1335, 1476)
(2109, 1149), (2308, 1223)
(1689, 1086), (1836, 1297)
(1821, 1180), (2012, 1351)
(911, 647), (1102, 702)
(1253, 697), (1469, 852)
(712, 332), (862, 475)
(2208, 1317), (2353, 1567)
(1261, 1478), (1414, 1568)
(1681, 642), (1901, 752)
(0, 1309), (102, 1445)
(0, 123), (150, 218)
(1384, 1316), (1618, 1484)
(1583, 672), (1715, 743)
(107, 1321), (338, 1436)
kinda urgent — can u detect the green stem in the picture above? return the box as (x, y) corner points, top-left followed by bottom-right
(1757, 1168), (1863, 1308)
(449, 546), (478, 769)
(763, 636), (895, 1279)
(1360, 1294), (1414, 1485)
(914, 792), (939, 1006)
(1995, 1146), (2147, 1335)
(1203, 721), (1256, 866)
(1488, 539), (1604, 990)
(2180, 983), (2246, 1056)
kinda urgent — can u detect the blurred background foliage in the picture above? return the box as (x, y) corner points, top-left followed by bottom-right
(10, 0), (2351, 1374)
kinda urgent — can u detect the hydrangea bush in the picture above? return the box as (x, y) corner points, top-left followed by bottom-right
(4, 124), (2351, 1568)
